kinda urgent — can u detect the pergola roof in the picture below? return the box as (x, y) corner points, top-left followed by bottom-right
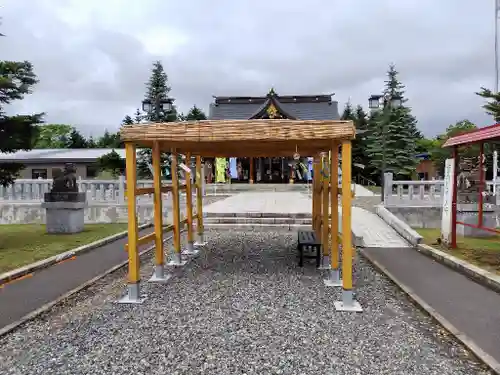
(443, 123), (500, 148)
(120, 119), (355, 157)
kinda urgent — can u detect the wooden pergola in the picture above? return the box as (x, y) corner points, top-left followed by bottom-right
(118, 119), (361, 311)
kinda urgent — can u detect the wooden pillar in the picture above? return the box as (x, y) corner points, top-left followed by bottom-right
(330, 143), (340, 272)
(335, 139), (361, 311)
(195, 155), (206, 245)
(312, 154), (321, 238)
(119, 141), (143, 302)
(185, 152), (196, 253)
(150, 141), (168, 281)
(249, 157), (254, 184)
(321, 153), (330, 261)
(168, 149), (185, 266)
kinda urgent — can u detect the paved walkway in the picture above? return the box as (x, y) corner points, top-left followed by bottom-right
(363, 246), (500, 367)
(0, 227), (153, 331)
(351, 207), (409, 247)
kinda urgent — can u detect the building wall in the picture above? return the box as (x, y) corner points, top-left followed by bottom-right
(18, 163), (97, 179)
(416, 159), (438, 180)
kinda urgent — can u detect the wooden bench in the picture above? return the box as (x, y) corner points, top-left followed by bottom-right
(297, 230), (321, 268)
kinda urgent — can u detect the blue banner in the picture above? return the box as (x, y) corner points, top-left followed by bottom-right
(229, 158), (238, 178)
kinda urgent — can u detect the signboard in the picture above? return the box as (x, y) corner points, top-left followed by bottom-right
(441, 158), (455, 244)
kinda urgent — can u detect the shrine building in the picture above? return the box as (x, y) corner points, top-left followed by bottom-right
(204, 88), (341, 183)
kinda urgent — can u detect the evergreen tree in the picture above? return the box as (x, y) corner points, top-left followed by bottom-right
(97, 129), (122, 148)
(133, 108), (143, 124)
(185, 105), (207, 121)
(340, 101), (355, 122)
(122, 115), (134, 125)
(0, 60), (44, 185)
(143, 61), (178, 122)
(365, 64), (420, 180)
(67, 128), (88, 148)
(87, 135), (97, 148)
(476, 87), (500, 122)
(138, 61), (178, 178)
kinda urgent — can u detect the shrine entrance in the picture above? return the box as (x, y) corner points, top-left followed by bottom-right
(118, 118), (360, 311)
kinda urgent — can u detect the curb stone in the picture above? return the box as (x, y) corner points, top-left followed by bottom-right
(359, 247), (500, 375)
(417, 244), (500, 294)
(0, 222), (153, 286)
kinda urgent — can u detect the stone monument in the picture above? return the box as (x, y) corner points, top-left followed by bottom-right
(41, 163), (87, 234)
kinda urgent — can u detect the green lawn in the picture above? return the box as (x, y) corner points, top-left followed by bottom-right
(0, 224), (128, 273)
(417, 228), (500, 274)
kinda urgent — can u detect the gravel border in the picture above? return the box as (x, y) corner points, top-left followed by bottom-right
(0, 230), (493, 375)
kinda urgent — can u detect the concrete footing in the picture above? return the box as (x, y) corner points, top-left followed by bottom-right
(116, 283), (147, 304)
(334, 289), (363, 312)
(148, 265), (172, 283)
(323, 268), (342, 287)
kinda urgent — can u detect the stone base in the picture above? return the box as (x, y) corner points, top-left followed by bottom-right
(41, 200), (86, 234)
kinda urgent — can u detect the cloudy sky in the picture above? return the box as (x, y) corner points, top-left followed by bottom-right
(1, 0), (497, 137)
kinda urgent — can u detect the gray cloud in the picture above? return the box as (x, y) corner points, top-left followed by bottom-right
(1, 0), (497, 136)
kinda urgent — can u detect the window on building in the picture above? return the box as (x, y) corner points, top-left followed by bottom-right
(86, 165), (99, 179)
(32, 168), (48, 179)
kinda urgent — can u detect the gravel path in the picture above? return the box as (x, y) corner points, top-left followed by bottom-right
(0, 231), (492, 375)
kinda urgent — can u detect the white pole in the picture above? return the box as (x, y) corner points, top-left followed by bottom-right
(494, 150), (498, 195)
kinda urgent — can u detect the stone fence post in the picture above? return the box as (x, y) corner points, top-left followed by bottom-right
(383, 172), (393, 205)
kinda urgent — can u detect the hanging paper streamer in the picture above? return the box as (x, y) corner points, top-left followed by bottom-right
(229, 158), (238, 178)
(215, 158), (226, 183)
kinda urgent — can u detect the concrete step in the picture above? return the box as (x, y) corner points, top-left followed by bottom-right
(204, 223), (311, 231)
(204, 217), (312, 225)
(205, 212), (312, 218)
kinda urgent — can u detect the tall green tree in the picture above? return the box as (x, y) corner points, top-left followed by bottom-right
(67, 128), (88, 148)
(0, 60), (44, 185)
(365, 64), (421, 180)
(133, 108), (143, 124)
(476, 87), (500, 122)
(138, 61), (178, 178)
(143, 61), (178, 122)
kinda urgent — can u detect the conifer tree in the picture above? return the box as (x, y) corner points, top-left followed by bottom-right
(365, 64), (420, 179)
(476, 87), (500, 122)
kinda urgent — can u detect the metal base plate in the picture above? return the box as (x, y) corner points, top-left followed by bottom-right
(318, 256), (330, 270)
(194, 241), (207, 247)
(324, 278), (342, 287)
(334, 300), (363, 312)
(116, 295), (147, 304)
(148, 273), (172, 283)
(167, 259), (188, 267)
(182, 248), (201, 256)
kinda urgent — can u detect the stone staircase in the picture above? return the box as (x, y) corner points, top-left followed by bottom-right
(204, 212), (312, 231)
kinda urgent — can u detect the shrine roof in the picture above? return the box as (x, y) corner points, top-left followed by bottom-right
(443, 123), (500, 147)
(209, 91), (340, 121)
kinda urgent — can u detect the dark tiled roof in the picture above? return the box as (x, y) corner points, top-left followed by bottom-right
(209, 93), (340, 120)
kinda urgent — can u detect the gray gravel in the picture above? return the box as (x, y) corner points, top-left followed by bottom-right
(0, 230), (492, 375)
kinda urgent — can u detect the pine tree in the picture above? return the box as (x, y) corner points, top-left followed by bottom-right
(0, 60), (44, 185)
(143, 61), (178, 122)
(185, 105), (207, 121)
(138, 61), (178, 178)
(67, 128), (88, 148)
(365, 64), (420, 180)
(133, 108), (143, 124)
(341, 101), (355, 121)
(122, 115), (134, 125)
(476, 87), (500, 122)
